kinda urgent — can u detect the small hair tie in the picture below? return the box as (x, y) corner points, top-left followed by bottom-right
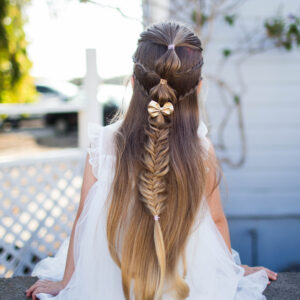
(154, 215), (160, 221)
(160, 78), (167, 85)
(168, 44), (175, 50)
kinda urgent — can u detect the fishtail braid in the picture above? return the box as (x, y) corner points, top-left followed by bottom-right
(107, 22), (205, 300)
(138, 43), (183, 299)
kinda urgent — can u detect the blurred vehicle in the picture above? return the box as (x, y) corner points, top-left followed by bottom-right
(0, 79), (79, 131)
(0, 79), (132, 134)
(44, 82), (132, 134)
(37, 79), (81, 134)
(97, 83), (132, 124)
(35, 79), (79, 103)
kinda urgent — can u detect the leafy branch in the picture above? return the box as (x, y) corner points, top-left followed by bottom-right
(79, 0), (144, 25)
(166, 1), (300, 167)
(0, 0), (37, 104)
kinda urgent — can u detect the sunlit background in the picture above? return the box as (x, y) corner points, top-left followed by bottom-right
(24, 0), (143, 80)
(0, 0), (299, 279)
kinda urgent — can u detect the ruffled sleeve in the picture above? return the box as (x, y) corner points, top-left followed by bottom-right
(87, 122), (104, 179)
(197, 121), (210, 157)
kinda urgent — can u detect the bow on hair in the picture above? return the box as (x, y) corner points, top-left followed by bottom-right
(148, 100), (174, 118)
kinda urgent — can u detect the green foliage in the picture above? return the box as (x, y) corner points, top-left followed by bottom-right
(222, 48), (232, 58)
(233, 94), (240, 105)
(264, 14), (300, 50)
(191, 10), (208, 27)
(0, 0), (37, 104)
(224, 14), (237, 26)
(265, 17), (284, 37)
(188, 1), (300, 55)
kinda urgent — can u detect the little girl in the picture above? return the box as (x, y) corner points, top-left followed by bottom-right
(26, 21), (277, 300)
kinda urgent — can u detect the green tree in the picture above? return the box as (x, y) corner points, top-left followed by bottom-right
(0, 0), (37, 103)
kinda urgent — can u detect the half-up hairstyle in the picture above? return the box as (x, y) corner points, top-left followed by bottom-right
(106, 21), (206, 300)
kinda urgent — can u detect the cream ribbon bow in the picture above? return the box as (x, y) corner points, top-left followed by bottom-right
(147, 100), (174, 118)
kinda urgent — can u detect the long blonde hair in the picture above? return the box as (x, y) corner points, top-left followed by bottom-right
(106, 21), (207, 300)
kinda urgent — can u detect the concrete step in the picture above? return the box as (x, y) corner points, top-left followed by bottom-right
(0, 273), (299, 300)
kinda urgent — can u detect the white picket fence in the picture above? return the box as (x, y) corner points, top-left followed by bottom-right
(0, 150), (85, 277)
(0, 49), (101, 277)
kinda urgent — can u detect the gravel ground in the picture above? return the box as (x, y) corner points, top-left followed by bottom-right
(0, 126), (78, 159)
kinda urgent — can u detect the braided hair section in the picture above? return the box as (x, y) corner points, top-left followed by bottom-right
(132, 58), (203, 102)
(137, 39), (186, 299)
(105, 21), (206, 300)
(113, 21), (205, 300)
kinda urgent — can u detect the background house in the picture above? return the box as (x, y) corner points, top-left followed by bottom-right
(143, 0), (300, 271)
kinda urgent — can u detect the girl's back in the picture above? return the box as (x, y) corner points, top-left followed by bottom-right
(29, 21), (271, 300)
(31, 118), (268, 300)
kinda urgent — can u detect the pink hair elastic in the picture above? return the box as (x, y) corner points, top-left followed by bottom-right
(168, 44), (175, 50)
(154, 215), (160, 221)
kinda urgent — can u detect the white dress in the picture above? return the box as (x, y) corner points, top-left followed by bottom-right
(31, 119), (269, 300)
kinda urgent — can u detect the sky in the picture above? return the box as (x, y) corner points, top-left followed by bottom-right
(24, 0), (143, 81)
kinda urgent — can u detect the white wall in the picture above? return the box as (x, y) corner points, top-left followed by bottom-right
(202, 0), (300, 216)
(202, 0), (300, 269)
(145, 0), (300, 269)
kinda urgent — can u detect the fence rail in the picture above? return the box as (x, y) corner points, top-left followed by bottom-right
(0, 103), (84, 115)
(0, 150), (85, 277)
(0, 49), (102, 278)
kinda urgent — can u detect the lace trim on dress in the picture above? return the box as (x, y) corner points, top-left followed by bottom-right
(197, 120), (210, 156)
(87, 122), (104, 180)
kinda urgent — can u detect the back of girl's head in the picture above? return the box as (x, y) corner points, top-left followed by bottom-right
(107, 21), (207, 300)
(133, 21), (203, 101)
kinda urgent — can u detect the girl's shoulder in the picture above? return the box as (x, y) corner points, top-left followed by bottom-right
(87, 118), (123, 145)
(87, 119), (123, 179)
(197, 121), (210, 156)
(87, 118), (122, 137)
(87, 118), (210, 179)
